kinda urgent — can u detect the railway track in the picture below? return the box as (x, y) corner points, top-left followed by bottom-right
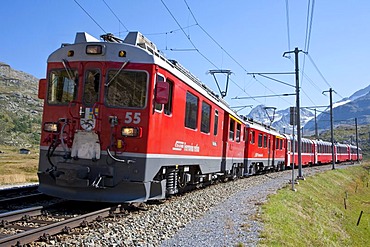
(0, 185), (39, 200)
(0, 185), (56, 214)
(0, 203), (126, 246)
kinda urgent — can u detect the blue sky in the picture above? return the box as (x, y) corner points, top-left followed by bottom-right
(1, 0), (370, 113)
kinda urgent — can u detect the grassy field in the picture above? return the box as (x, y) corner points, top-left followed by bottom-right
(258, 162), (370, 247)
(0, 145), (39, 185)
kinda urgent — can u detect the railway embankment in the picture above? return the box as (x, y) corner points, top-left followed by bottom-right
(258, 162), (370, 247)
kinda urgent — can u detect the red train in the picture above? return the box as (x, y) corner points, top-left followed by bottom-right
(37, 31), (362, 203)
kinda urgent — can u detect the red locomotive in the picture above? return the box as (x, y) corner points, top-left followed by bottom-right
(37, 31), (362, 203)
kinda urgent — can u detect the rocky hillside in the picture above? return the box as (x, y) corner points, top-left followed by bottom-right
(0, 62), (43, 147)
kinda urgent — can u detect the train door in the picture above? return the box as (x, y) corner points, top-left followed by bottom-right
(221, 114), (233, 171)
(286, 138), (291, 167)
(80, 63), (102, 131)
(271, 135), (277, 169)
(267, 134), (271, 169)
(314, 141), (318, 164)
(151, 72), (175, 153)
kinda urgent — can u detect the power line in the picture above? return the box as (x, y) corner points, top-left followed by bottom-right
(144, 24), (198, 36)
(183, 0), (250, 74)
(160, 0), (264, 105)
(301, 0), (315, 89)
(285, 0), (291, 54)
(304, 0), (315, 53)
(305, 53), (332, 88)
(102, 0), (129, 33)
(73, 0), (106, 33)
(160, 0), (218, 68)
(182, 0), (295, 105)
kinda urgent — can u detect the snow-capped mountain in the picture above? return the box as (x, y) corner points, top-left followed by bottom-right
(304, 84), (370, 132)
(245, 105), (314, 134)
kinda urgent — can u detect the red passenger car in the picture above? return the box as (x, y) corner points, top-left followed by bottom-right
(335, 143), (350, 162)
(313, 140), (333, 164)
(244, 120), (285, 175)
(286, 136), (314, 167)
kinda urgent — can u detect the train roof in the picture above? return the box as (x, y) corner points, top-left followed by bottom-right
(242, 118), (284, 137)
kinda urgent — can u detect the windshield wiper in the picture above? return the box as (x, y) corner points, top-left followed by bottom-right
(105, 61), (129, 87)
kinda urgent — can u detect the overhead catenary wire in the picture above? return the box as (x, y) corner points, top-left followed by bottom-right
(160, 0), (218, 69)
(181, 0), (295, 105)
(160, 0), (266, 105)
(144, 24), (198, 36)
(285, 0), (291, 53)
(73, 0), (107, 33)
(300, 0), (315, 89)
(102, 0), (129, 33)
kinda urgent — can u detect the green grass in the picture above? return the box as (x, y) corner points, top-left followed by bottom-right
(258, 163), (370, 247)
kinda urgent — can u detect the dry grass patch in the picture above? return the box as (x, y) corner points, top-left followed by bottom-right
(0, 145), (39, 185)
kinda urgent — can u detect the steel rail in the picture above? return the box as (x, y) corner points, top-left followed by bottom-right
(0, 206), (121, 247)
(0, 192), (45, 205)
(0, 206), (44, 223)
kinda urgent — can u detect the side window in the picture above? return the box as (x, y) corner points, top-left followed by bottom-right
(258, 133), (263, 147)
(229, 118), (235, 140)
(276, 139), (279, 149)
(280, 139), (283, 150)
(164, 79), (173, 115)
(236, 123), (241, 142)
(213, 109), (218, 136)
(250, 130), (255, 144)
(263, 135), (267, 148)
(185, 91), (198, 129)
(201, 101), (211, 133)
(155, 74), (165, 111)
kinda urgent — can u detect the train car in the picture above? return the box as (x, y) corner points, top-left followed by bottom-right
(335, 143), (350, 163)
(312, 139), (333, 164)
(243, 120), (286, 175)
(222, 114), (246, 178)
(286, 136), (314, 167)
(349, 144), (362, 162)
(37, 32), (246, 203)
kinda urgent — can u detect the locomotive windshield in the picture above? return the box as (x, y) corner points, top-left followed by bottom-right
(105, 70), (147, 108)
(47, 69), (78, 104)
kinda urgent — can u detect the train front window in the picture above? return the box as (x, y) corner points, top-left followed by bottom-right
(48, 69), (78, 104)
(106, 70), (147, 108)
(83, 69), (100, 106)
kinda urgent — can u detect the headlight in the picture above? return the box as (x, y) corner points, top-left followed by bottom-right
(44, 122), (58, 132)
(121, 127), (140, 137)
(86, 45), (103, 54)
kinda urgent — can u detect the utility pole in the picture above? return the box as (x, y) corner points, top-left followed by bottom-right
(355, 118), (359, 162)
(283, 47), (305, 179)
(323, 88), (335, 170)
(314, 108), (318, 139)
